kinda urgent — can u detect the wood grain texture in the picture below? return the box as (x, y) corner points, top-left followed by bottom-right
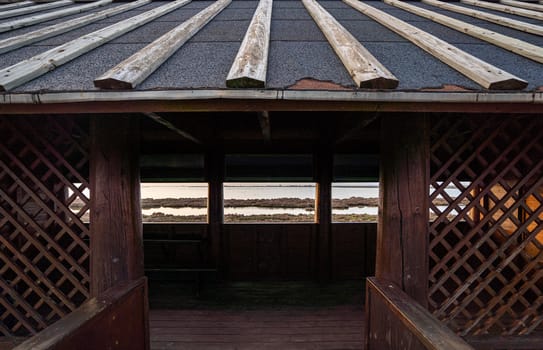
(90, 117), (144, 296)
(377, 115), (429, 306)
(226, 0), (273, 88)
(0, 0), (191, 91)
(94, 0), (230, 89)
(500, 0), (543, 12)
(302, 0), (398, 89)
(0, 0), (72, 20)
(345, 0), (527, 90)
(462, 0), (543, 20)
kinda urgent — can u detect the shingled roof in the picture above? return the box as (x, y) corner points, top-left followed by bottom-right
(0, 0), (542, 110)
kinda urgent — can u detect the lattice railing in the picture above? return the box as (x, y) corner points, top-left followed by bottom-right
(429, 115), (543, 336)
(0, 117), (90, 336)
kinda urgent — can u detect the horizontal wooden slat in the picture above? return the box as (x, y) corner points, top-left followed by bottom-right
(461, 0), (543, 20)
(501, 0), (543, 12)
(0, 0), (151, 53)
(0, 0), (33, 10)
(343, 0), (527, 90)
(226, 0), (273, 88)
(94, 0), (230, 89)
(422, 0), (543, 37)
(0, 0), (73, 19)
(0, 0), (192, 92)
(303, 0), (398, 89)
(385, 0), (543, 64)
(0, 0), (112, 33)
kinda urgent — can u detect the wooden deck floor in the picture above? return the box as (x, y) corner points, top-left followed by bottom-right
(150, 306), (365, 350)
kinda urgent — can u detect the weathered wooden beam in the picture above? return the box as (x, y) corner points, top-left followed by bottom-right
(344, 0), (527, 90)
(0, 0), (150, 53)
(422, 0), (543, 37)
(385, 0), (543, 64)
(206, 151), (224, 272)
(461, 0), (543, 20)
(0, 0), (112, 33)
(90, 117), (144, 296)
(226, 0), (273, 88)
(501, 0), (543, 11)
(315, 147), (333, 282)
(94, 0), (230, 89)
(144, 112), (202, 144)
(0, 0), (191, 92)
(0, 0), (33, 10)
(377, 115), (429, 306)
(302, 0), (398, 89)
(258, 111), (271, 141)
(0, 0), (73, 19)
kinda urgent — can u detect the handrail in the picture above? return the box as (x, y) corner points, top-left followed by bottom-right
(367, 277), (474, 350)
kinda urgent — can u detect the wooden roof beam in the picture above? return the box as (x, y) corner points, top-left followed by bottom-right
(258, 111), (271, 141)
(144, 112), (202, 145)
(385, 0), (543, 64)
(0, 0), (150, 54)
(500, 0), (543, 12)
(303, 0), (398, 89)
(0, 0), (73, 20)
(226, 0), (273, 88)
(0, 0), (192, 92)
(0, 0), (112, 33)
(422, 0), (543, 37)
(0, 1), (33, 11)
(461, 0), (543, 21)
(94, 0), (231, 90)
(344, 0), (527, 90)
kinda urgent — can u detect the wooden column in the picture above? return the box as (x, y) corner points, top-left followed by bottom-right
(315, 148), (333, 282)
(206, 151), (224, 272)
(90, 116), (144, 297)
(376, 114), (429, 306)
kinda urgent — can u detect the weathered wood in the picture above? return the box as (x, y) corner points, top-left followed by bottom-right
(315, 148), (333, 282)
(465, 335), (543, 349)
(13, 278), (148, 350)
(0, 0), (32, 10)
(366, 278), (475, 350)
(0, 0), (150, 53)
(0, 0), (111, 33)
(0, 0), (72, 19)
(144, 112), (202, 144)
(206, 151), (224, 271)
(346, 0), (527, 90)
(0, 0), (191, 92)
(257, 111), (271, 140)
(461, 0), (543, 20)
(422, 0), (543, 37)
(94, 0), (230, 89)
(377, 115), (429, 306)
(501, 0), (543, 11)
(386, 0), (543, 64)
(90, 117), (143, 296)
(302, 0), (398, 89)
(226, 0), (273, 88)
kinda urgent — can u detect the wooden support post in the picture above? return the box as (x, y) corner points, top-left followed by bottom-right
(315, 148), (333, 282)
(377, 115), (429, 306)
(90, 116), (144, 296)
(206, 151), (224, 274)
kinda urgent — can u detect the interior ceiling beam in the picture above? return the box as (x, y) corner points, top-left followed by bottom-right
(258, 111), (271, 141)
(143, 112), (202, 145)
(336, 114), (379, 144)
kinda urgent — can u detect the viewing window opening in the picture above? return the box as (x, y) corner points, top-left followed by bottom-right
(332, 182), (379, 222)
(223, 182), (316, 223)
(141, 183), (208, 223)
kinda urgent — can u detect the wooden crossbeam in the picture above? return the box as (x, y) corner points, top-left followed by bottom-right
(258, 111), (271, 140)
(94, 0), (230, 89)
(144, 112), (202, 144)
(0, 0), (33, 10)
(0, 0), (150, 54)
(422, 0), (543, 37)
(303, 0), (398, 89)
(0, 0), (112, 33)
(344, 0), (527, 90)
(385, 0), (543, 64)
(0, 0), (73, 19)
(0, 0), (192, 92)
(226, 0), (273, 88)
(501, 0), (543, 12)
(461, 0), (543, 20)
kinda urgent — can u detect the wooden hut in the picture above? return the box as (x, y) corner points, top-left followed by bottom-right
(0, 0), (542, 349)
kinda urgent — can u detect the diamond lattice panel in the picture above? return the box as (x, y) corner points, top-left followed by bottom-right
(429, 115), (543, 336)
(0, 117), (90, 336)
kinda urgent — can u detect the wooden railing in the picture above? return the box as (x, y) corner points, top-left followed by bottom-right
(13, 278), (149, 350)
(366, 277), (474, 350)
